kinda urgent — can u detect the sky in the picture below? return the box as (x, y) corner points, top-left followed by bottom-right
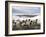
(12, 6), (41, 16)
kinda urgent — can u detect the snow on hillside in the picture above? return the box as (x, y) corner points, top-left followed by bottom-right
(12, 15), (40, 24)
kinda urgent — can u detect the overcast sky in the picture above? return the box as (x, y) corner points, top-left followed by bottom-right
(12, 6), (40, 16)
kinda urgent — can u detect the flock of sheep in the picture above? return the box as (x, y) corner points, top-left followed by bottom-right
(12, 19), (40, 30)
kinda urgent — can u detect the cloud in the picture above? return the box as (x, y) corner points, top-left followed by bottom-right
(12, 6), (40, 16)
